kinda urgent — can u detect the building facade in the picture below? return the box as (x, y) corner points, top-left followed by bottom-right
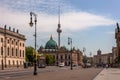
(115, 23), (120, 63)
(38, 36), (83, 66)
(93, 49), (113, 67)
(0, 26), (26, 68)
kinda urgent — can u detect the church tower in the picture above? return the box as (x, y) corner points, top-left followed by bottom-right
(57, 6), (62, 49)
(115, 22), (120, 63)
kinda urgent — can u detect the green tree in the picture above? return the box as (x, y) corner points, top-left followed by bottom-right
(45, 54), (55, 65)
(82, 56), (88, 63)
(26, 46), (34, 63)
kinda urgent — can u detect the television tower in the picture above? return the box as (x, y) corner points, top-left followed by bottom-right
(57, 6), (62, 49)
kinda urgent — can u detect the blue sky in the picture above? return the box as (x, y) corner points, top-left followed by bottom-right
(0, 0), (119, 56)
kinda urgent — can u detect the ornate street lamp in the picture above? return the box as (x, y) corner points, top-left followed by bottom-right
(29, 12), (37, 75)
(68, 37), (73, 70)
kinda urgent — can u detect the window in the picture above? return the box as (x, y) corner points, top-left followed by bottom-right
(23, 50), (24, 57)
(1, 38), (3, 42)
(1, 47), (3, 55)
(61, 55), (63, 60)
(12, 48), (14, 56)
(20, 50), (21, 57)
(8, 40), (9, 43)
(56, 55), (58, 60)
(20, 43), (21, 46)
(65, 54), (67, 59)
(69, 55), (71, 59)
(16, 49), (18, 56)
(23, 43), (24, 47)
(16, 60), (18, 66)
(16, 42), (18, 45)
(8, 47), (9, 56)
(12, 40), (14, 44)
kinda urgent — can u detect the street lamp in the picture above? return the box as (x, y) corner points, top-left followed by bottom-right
(29, 12), (37, 75)
(68, 37), (73, 70)
(83, 47), (86, 56)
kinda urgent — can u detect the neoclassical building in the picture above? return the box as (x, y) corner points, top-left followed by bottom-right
(0, 26), (26, 68)
(38, 35), (83, 66)
(93, 49), (113, 66)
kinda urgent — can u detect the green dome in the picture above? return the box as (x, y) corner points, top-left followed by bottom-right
(45, 35), (58, 49)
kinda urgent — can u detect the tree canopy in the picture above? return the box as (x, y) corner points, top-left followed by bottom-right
(26, 46), (34, 62)
(45, 54), (55, 65)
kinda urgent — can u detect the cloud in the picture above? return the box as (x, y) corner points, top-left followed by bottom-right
(0, 7), (116, 34)
(0, 0), (72, 13)
(62, 12), (115, 31)
(0, 5), (116, 47)
(0, 0), (115, 33)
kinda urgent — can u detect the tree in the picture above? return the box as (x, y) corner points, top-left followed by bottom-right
(82, 56), (88, 63)
(26, 46), (34, 63)
(45, 54), (55, 65)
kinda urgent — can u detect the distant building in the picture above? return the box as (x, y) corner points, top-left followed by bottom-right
(38, 35), (83, 66)
(93, 49), (112, 67)
(112, 47), (117, 63)
(0, 26), (26, 68)
(115, 23), (120, 63)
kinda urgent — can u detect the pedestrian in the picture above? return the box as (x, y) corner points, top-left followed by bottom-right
(106, 64), (108, 69)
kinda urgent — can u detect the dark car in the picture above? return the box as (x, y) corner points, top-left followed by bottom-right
(38, 64), (46, 68)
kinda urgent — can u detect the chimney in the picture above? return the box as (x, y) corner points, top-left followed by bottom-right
(4, 25), (6, 30)
(16, 29), (19, 33)
(9, 26), (11, 31)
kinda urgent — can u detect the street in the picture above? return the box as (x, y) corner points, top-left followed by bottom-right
(0, 66), (103, 80)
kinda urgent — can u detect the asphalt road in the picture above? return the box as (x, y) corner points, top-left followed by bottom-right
(0, 66), (103, 80)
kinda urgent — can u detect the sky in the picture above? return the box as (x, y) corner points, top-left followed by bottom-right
(0, 0), (119, 56)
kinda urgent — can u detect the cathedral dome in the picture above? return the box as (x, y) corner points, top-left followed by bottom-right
(45, 35), (58, 49)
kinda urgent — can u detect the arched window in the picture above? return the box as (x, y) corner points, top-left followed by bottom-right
(56, 55), (58, 60)
(8, 47), (9, 56)
(61, 55), (63, 60)
(1, 47), (3, 55)
(65, 54), (67, 59)
(16, 49), (18, 56)
(20, 50), (21, 57)
(69, 55), (71, 59)
(23, 50), (24, 57)
(12, 48), (14, 56)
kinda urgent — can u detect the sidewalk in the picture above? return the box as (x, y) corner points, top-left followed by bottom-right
(0, 67), (33, 73)
(93, 68), (120, 80)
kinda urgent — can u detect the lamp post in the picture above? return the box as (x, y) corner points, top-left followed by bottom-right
(68, 37), (73, 70)
(83, 47), (88, 67)
(83, 47), (86, 56)
(29, 12), (37, 75)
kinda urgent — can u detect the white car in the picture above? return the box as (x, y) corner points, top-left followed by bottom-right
(59, 62), (64, 67)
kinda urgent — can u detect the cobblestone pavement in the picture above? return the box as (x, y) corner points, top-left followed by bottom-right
(0, 67), (103, 80)
(94, 68), (120, 80)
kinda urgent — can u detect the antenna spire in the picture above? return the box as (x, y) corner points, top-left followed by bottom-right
(58, 6), (61, 28)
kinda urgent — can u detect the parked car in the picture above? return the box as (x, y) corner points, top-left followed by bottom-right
(59, 62), (64, 67)
(38, 63), (46, 68)
(82, 63), (91, 68)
